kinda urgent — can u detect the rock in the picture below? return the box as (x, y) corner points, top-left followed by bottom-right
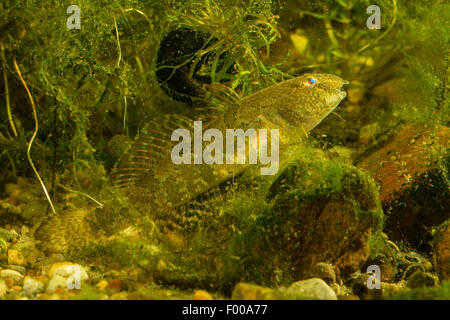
(309, 263), (336, 284)
(11, 239), (38, 265)
(106, 279), (123, 292)
(288, 278), (337, 300)
(357, 124), (450, 249)
(96, 280), (108, 291)
(193, 290), (213, 300)
(23, 277), (45, 296)
(231, 280), (337, 300)
(0, 239), (7, 262)
(433, 220), (450, 280)
(260, 157), (383, 280)
(49, 262), (88, 281)
(0, 228), (13, 242)
(46, 275), (68, 293)
(7, 249), (26, 266)
(347, 272), (408, 299)
(231, 283), (276, 300)
(407, 271), (439, 289)
(46, 262), (89, 293)
(6, 265), (26, 275)
(0, 269), (24, 286)
(0, 280), (7, 298)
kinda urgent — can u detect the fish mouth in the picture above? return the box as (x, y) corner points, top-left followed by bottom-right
(336, 79), (349, 99)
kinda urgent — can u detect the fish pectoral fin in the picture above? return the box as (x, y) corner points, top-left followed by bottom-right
(111, 113), (196, 187)
(197, 83), (241, 119)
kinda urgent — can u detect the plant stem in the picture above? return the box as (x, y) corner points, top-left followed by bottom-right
(1, 43), (18, 138)
(13, 56), (56, 214)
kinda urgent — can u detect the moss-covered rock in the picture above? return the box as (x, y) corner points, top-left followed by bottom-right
(357, 124), (450, 250)
(433, 219), (450, 281)
(223, 154), (384, 288)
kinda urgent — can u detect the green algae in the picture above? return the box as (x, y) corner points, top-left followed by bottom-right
(388, 281), (450, 300)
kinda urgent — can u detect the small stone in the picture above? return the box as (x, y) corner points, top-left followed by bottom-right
(193, 290), (213, 300)
(3, 278), (13, 288)
(0, 239), (7, 261)
(23, 277), (45, 296)
(46, 275), (68, 293)
(106, 279), (123, 292)
(288, 278), (337, 300)
(407, 271), (439, 289)
(8, 249), (26, 266)
(96, 280), (108, 291)
(49, 262), (88, 281)
(6, 265), (26, 275)
(434, 220), (450, 280)
(0, 269), (24, 286)
(0, 280), (7, 298)
(231, 283), (275, 300)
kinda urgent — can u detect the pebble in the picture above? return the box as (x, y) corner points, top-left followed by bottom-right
(23, 277), (45, 296)
(0, 239), (7, 260)
(45, 262), (89, 294)
(0, 269), (25, 286)
(0, 280), (7, 298)
(6, 265), (26, 275)
(96, 280), (108, 291)
(8, 249), (26, 266)
(46, 275), (68, 293)
(49, 262), (88, 281)
(193, 290), (213, 300)
(288, 278), (337, 300)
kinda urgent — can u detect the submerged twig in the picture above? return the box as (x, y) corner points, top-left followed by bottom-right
(57, 183), (104, 208)
(13, 57), (56, 214)
(1, 44), (18, 138)
(114, 16), (121, 68)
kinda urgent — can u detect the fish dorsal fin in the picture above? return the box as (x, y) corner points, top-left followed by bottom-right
(111, 113), (196, 188)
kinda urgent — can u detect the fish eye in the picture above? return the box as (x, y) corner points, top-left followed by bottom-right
(306, 77), (317, 86)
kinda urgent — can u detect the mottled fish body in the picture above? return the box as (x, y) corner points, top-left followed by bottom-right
(113, 73), (349, 210)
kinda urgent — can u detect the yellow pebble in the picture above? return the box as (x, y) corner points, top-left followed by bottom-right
(8, 249), (26, 266)
(96, 280), (108, 291)
(193, 290), (213, 300)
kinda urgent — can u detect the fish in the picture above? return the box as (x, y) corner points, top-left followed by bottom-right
(112, 73), (349, 209)
(36, 73), (348, 254)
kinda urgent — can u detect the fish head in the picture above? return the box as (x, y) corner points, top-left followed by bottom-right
(277, 73), (349, 132)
